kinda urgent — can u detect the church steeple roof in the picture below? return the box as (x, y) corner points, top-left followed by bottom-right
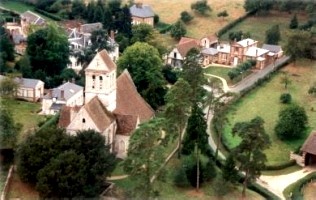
(85, 49), (116, 72)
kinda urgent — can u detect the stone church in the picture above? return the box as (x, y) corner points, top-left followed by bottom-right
(58, 50), (154, 158)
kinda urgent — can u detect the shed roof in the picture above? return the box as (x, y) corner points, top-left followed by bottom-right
(43, 82), (83, 101)
(130, 4), (154, 18)
(0, 75), (43, 89)
(301, 131), (316, 155)
(20, 10), (45, 25)
(176, 37), (200, 57)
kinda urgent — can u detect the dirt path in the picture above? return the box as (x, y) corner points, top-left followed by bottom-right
(259, 166), (316, 199)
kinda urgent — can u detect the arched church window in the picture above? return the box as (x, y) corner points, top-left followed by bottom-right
(99, 76), (103, 89)
(92, 75), (96, 89)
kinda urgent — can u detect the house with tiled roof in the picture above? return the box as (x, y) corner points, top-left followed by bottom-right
(166, 37), (200, 67)
(301, 131), (316, 166)
(41, 82), (84, 115)
(130, 3), (155, 26)
(58, 49), (154, 158)
(0, 75), (44, 102)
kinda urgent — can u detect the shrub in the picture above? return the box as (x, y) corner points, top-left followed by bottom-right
(173, 164), (190, 187)
(275, 104), (308, 140)
(170, 20), (187, 40)
(154, 14), (160, 24)
(280, 93), (292, 104)
(180, 11), (194, 23)
(191, 0), (212, 15)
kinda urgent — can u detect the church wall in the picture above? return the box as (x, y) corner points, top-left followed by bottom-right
(114, 134), (129, 159)
(67, 108), (100, 134)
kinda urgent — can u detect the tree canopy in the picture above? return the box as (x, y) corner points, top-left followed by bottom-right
(232, 117), (270, 198)
(244, 0), (273, 14)
(170, 20), (187, 40)
(0, 108), (21, 149)
(284, 30), (311, 63)
(191, 0), (212, 15)
(180, 11), (194, 23)
(117, 42), (167, 109)
(265, 25), (281, 45)
(26, 23), (70, 78)
(275, 104), (308, 140)
(17, 128), (116, 198)
(123, 118), (166, 199)
(0, 26), (14, 70)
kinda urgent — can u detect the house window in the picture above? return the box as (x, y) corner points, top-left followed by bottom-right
(82, 118), (85, 123)
(174, 52), (177, 58)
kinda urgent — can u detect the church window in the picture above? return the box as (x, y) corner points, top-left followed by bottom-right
(92, 75), (96, 89)
(99, 76), (103, 89)
(82, 118), (85, 123)
(174, 52), (177, 58)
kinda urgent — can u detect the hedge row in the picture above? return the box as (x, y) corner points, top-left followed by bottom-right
(38, 113), (60, 132)
(264, 160), (296, 170)
(34, 8), (62, 21)
(217, 10), (257, 37)
(283, 172), (316, 199)
(227, 60), (256, 80)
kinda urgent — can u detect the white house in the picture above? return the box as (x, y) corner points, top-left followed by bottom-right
(41, 82), (83, 115)
(130, 3), (155, 26)
(58, 50), (154, 158)
(0, 75), (44, 102)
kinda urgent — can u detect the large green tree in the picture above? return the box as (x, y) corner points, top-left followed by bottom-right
(181, 48), (206, 104)
(232, 117), (270, 198)
(164, 78), (192, 157)
(265, 24), (281, 45)
(0, 76), (19, 98)
(275, 104), (308, 140)
(123, 118), (166, 200)
(26, 23), (70, 77)
(131, 23), (154, 44)
(284, 30), (311, 64)
(0, 26), (14, 69)
(170, 20), (187, 40)
(182, 104), (210, 156)
(17, 128), (115, 198)
(117, 42), (167, 109)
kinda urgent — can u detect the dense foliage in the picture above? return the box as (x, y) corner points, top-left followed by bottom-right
(170, 20), (187, 40)
(0, 108), (21, 149)
(191, 0), (212, 15)
(117, 42), (166, 109)
(228, 30), (251, 42)
(227, 60), (256, 80)
(265, 25), (281, 45)
(280, 93), (292, 104)
(0, 26), (14, 70)
(180, 11), (194, 23)
(275, 104), (308, 140)
(17, 128), (116, 198)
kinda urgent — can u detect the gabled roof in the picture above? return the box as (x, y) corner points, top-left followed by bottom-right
(0, 75), (43, 89)
(301, 131), (316, 155)
(43, 82), (83, 101)
(176, 37), (200, 57)
(20, 10), (45, 25)
(58, 106), (81, 128)
(84, 96), (115, 132)
(262, 44), (283, 53)
(130, 4), (154, 18)
(245, 47), (269, 57)
(237, 38), (257, 47)
(115, 114), (138, 136)
(114, 69), (154, 123)
(201, 35), (218, 43)
(85, 49), (116, 72)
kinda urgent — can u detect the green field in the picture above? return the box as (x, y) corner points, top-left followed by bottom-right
(0, 0), (50, 21)
(220, 10), (308, 46)
(222, 59), (316, 165)
(1, 98), (45, 142)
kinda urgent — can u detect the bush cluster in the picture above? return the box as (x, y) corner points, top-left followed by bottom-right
(280, 93), (292, 104)
(227, 60), (256, 80)
(34, 8), (63, 21)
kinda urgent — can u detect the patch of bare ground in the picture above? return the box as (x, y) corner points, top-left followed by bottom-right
(303, 181), (316, 200)
(7, 170), (39, 200)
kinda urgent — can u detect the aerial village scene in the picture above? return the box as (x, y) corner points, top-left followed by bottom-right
(0, 0), (315, 199)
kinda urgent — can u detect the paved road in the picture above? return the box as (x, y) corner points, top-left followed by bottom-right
(229, 56), (290, 93)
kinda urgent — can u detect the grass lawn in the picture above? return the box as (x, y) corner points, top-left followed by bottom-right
(0, 0), (51, 21)
(113, 155), (264, 200)
(0, 98), (45, 142)
(222, 59), (316, 166)
(220, 10), (309, 46)
(303, 181), (316, 200)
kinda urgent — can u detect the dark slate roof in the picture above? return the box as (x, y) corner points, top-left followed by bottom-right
(43, 82), (83, 101)
(130, 4), (154, 18)
(80, 23), (102, 34)
(50, 103), (64, 111)
(262, 44), (283, 53)
(201, 48), (218, 55)
(301, 131), (316, 155)
(20, 10), (45, 25)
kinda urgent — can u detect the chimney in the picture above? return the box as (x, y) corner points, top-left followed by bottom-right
(110, 30), (115, 40)
(247, 40), (249, 46)
(136, 2), (143, 8)
(60, 90), (65, 100)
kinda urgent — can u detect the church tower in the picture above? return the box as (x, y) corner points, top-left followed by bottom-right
(85, 50), (116, 111)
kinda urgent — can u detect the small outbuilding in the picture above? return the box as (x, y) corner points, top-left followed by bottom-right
(130, 3), (155, 26)
(301, 131), (316, 166)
